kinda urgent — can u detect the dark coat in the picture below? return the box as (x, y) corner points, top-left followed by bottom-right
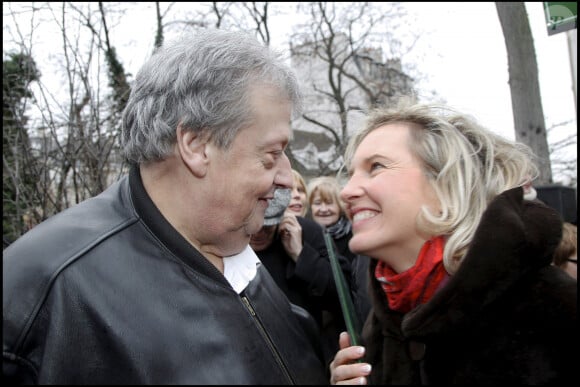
(256, 216), (350, 364)
(3, 167), (329, 385)
(257, 217), (343, 320)
(363, 187), (577, 385)
(333, 226), (356, 264)
(350, 254), (372, 332)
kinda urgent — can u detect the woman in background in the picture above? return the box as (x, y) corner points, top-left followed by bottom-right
(286, 169), (310, 217)
(308, 176), (354, 262)
(308, 176), (371, 336)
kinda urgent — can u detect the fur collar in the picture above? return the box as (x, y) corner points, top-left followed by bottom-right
(390, 187), (564, 338)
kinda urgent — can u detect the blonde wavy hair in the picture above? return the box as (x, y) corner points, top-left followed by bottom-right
(343, 100), (539, 274)
(291, 169), (308, 196)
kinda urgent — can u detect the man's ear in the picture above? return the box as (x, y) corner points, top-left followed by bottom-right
(176, 124), (209, 177)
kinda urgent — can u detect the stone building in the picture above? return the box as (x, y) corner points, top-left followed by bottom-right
(289, 33), (415, 178)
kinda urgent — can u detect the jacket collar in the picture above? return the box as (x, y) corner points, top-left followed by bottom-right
(128, 165), (231, 287)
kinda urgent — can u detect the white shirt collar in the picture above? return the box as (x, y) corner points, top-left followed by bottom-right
(223, 245), (261, 293)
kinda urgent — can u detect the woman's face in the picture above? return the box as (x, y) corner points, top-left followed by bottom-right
(286, 176), (308, 217)
(340, 123), (440, 271)
(310, 192), (341, 227)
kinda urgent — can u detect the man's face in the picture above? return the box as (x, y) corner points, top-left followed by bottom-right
(197, 85), (293, 256)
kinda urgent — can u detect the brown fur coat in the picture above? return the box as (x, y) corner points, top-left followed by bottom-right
(362, 187), (577, 385)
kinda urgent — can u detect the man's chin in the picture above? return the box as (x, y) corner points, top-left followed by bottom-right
(244, 219), (266, 237)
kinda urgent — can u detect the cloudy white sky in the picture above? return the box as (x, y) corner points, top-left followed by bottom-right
(402, 2), (576, 142)
(267, 2), (576, 185)
(271, 2), (576, 144)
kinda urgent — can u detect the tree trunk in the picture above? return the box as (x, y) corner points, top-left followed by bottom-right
(496, 2), (553, 185)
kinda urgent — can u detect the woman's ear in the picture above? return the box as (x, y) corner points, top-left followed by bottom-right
(176, 124), (209, 177)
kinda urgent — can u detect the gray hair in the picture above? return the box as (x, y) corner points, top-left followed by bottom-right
(344, 99), (538, 274)
(121, 29), (301, 164)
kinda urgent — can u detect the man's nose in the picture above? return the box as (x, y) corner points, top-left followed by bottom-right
(275, 154), (293, 189)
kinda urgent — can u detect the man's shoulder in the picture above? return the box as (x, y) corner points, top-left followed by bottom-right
(3, 177), (137, 281)
(3, 177), (142, 353)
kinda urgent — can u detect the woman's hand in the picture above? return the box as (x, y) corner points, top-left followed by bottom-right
(330, 332), (372, 385)
(278, 213), (303, 261)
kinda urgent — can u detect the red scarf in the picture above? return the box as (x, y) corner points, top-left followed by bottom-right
(374, 236), (448, 314)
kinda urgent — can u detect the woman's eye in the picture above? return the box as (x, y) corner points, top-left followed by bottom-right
(370, 162), (384, 172)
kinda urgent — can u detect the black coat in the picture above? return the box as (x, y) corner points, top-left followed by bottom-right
(363, 187), (577, 385)
(2, 167), (329, 385)
(256, 216), (351, 364)
(350, 254), (372, 332)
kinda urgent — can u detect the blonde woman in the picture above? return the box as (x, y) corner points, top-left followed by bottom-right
(286, 169), (309, 217)
(330, 101), (576, 385)
(308, 176), (372, 346)
(308, 176), (354, 261)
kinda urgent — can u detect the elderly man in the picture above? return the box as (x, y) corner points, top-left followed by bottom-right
(3, 29), (328, 384)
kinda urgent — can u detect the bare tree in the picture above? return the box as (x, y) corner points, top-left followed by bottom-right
(6, 2), (571, 245)
(496, 2), (553, 185)
(160, 2), (231, 32)
(2, 2), (132, 242)
(179, 2), (274, 45)
(289, 2), (417, 175)
(240, 2), (271, 45)
(154, 2), (164, 48)
(3, 51), (41, 245)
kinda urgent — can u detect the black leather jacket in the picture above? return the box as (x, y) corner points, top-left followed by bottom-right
(3, 167), (329, 385)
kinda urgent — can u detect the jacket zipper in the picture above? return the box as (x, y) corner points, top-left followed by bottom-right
(240, 296), (295, 384)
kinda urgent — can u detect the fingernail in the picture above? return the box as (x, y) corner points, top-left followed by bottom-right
(356, 346), (365, 355)
(361, 364), (372, 374)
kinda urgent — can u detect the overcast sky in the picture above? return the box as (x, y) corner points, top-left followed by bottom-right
(268, 2), (576, 185)
(403, 2), (576, 141)
(271, 2), (576, 144)
(409, 2), (577, 186)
